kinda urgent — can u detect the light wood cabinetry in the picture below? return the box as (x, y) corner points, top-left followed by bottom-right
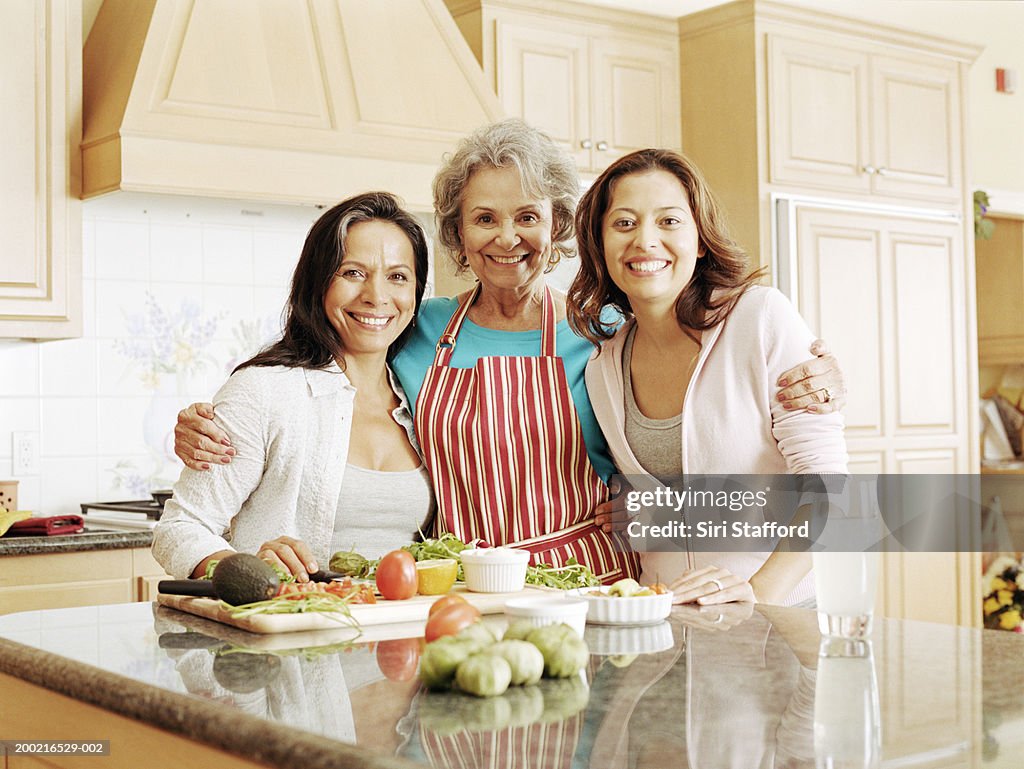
(680, 1), (981, 626)
(446, 0), (680, 175)
(0, 548), (171, 615)
(1, 673), (268, 769)
(82, 0), (503, 209)
(767, 36), (962, 202)
(976, 216), (1024, 364)
(0, 0), (82, 340)
(678, 0), (978, 265)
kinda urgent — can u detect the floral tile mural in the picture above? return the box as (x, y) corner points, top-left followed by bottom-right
(110, 292), (279, 492)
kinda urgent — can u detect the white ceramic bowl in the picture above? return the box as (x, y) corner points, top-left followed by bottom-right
(503, 595), (589, 637)
(584, 620), (674, 656)
(574, 587), (673, 626)
(460, 547), (530, 593)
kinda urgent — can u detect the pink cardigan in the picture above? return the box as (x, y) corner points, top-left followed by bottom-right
(585, 286), (849, 605)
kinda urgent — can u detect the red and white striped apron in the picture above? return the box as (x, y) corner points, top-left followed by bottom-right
(415, 284), (639, 583)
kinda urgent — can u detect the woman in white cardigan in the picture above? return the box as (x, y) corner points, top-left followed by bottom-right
(568, 149), (848, 607)
(152, 192), (435, 581)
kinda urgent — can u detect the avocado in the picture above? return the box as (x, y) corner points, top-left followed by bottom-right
(212, 651), (281, 693)
(211, 553), (280, 606)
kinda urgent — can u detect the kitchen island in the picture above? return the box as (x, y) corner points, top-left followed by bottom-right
(1, 600), (1022, 769)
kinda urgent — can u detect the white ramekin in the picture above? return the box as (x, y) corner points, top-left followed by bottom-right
(503, 595), (589, 637)
(574, 587), (673, 626)
(460, 547), (531, 593)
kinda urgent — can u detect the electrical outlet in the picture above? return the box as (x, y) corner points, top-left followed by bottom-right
(12, 431), (39, 476)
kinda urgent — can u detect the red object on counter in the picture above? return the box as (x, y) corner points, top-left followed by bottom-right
(7, 515), (85, 536)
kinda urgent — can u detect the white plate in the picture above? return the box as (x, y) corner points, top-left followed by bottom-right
(572, 587), (673, 626)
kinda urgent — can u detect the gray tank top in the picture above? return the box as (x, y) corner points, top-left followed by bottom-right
(332, 464), (436, 560)
(623, 326), (684, 484)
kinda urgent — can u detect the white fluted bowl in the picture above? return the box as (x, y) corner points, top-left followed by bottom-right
(573, 587), (673, 626)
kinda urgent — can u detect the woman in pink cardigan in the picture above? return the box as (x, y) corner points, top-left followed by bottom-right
(569, 148), (848, 607)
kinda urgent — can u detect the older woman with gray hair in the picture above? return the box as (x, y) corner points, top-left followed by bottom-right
(172, 119), (843, 585)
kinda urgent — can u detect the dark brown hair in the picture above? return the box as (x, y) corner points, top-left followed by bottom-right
(567, 148), (764, 345)
(236, 192), (429, 373)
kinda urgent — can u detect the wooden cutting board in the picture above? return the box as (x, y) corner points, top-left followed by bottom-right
(157, 585), (547, 634)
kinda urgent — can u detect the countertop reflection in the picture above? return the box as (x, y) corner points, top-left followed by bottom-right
(1, 600), (1022, 769)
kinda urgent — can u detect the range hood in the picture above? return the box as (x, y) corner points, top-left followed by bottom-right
(82, 0), (504, 209)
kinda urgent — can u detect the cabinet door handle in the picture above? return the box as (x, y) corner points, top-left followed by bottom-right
(596, 141), (609, 152)
(862, 165), (877, 175)
(580, 139), (593, 149)
(876, 166), (890, 177)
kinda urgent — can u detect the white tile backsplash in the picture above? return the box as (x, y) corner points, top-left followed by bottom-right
(95, 220), (150, 281)
(39, 338), (98, 397)
(0, 341), (40, 396)
(0, 192), (318, 514)
(202, 224), (254, 284)
(253, 228), (303, 286)
(150, 223), (203, 283)
(0, 399), (40, 458)
(40, 398), (98, 456)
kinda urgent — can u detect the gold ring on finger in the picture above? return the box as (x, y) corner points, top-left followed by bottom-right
(708, 578), (724, 592)
(821, 386), (833, 403)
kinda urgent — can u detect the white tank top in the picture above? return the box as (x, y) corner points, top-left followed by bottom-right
(331, 464), (436, 560)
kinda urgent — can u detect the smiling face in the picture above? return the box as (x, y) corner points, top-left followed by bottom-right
(601, 170), (703, 314)
(458, 165), (554, 295)
(323, 219), (417, 360)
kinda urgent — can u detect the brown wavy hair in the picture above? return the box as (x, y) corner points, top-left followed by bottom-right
(568, 148), (765, 346)
(236, 192), (429, 373)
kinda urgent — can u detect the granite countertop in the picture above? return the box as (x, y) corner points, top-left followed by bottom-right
(0, 528), (153, 556)
(1, 601), (1023, 769)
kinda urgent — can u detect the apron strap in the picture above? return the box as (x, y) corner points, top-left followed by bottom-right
(431, 284), (560, 367)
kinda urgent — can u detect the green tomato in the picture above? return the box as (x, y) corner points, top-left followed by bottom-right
(455, 621), (498, 651)
(537, 676), (590, 723)
(489, 640), (544, 686)
(419, 636), (476, 690)
(455, 653), (512, 698)
(526, 624), (589, 678)
(503, 619), (538, 641)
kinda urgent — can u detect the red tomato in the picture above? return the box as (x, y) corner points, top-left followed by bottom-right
(424, 602), (481, 643)
(428, 593), (469, 619)
(376, 550), (418, 600)
(376, 638), (422, 682)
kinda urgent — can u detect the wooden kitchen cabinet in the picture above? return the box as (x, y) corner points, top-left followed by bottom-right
(0, 0), (82, 340)
(0, 548), (171, 614)
(976, 216), (1024, 364)
(767, 35), (963, 202)
(678, 0), (978, 265)
(446, 0), (680, 175)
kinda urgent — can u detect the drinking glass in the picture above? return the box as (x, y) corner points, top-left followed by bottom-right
(812, 549), (880, 639)
(814, 637), (881, 769)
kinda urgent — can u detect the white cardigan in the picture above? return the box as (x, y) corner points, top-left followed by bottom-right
(586, 286), (849, 604)
(152, 362), (418, 579)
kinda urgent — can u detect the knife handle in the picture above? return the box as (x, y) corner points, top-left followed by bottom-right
(158, 579), (218, 598)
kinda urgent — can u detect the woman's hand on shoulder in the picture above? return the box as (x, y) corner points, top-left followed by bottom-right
(776, 338), (847, 414)
(668, 566), (757, 605)
(595, 478), (633, 533)
(257, 536), (318, 582)
(174, 402), (235, 470)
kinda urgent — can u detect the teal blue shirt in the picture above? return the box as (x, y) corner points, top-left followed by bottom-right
(391, 296), (616, 482)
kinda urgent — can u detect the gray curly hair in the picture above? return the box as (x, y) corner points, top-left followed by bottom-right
(432, 118), (580, 275)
